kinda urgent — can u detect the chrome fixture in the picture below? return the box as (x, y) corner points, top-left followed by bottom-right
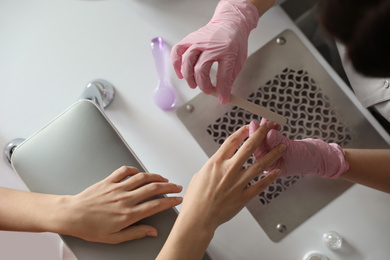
(276, 223), (287, 233)
(79, 79), (115, 109)
(3, 138), (25, 168)
(276, 37), (286, 45)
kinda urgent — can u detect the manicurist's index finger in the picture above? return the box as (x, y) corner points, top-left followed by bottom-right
(171, 44), (187, 79)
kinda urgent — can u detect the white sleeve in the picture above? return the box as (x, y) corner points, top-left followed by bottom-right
(274, 0), (287, 6)
(336, 41), (390, 122)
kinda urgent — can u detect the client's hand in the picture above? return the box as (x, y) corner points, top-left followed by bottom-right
(58, 166), (183, 244)
(181, 122), (283, 229)
(249, 119), (349, 179)
(157, 121), (285, 260)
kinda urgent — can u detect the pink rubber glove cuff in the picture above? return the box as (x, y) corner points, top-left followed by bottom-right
(171, 0), (259, 104)
(249, 121), (349, 179)
(212, 0), (259, 34)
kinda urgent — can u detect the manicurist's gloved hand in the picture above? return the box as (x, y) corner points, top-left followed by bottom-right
(171, 0), (260, 104)
(249, 119), (350, 179)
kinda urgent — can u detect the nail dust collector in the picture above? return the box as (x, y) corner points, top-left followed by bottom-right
(177, 30), (390, 242)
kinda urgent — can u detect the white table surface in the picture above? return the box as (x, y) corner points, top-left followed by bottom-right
(1, 0), (390, 259)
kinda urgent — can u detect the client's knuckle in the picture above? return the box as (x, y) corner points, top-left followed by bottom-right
(147, 183), (160, 193)
(254, 160), (267, 172)
(117, 166), (128, 173)
(225, 135), (240, 147)
(136, 172), (150, 181)
(148, 198), (164, 210)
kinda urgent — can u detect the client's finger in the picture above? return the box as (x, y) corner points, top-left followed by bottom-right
(108, 225), (158, 244)
(260, 117), (281, 131)
(243, 144), (285, 183)
(132, 196), (183, 223)
(243, 169), (280, 200)
(131, 182), (183, 203)
(233, 121), (275, 169)
(213, 125), (249, 160)
(106, 166), (140, 183)
(249, 120), (260, 136)
(121, 172), (168, 191)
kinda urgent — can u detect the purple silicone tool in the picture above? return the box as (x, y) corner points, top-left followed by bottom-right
(151, 37), (177, 110)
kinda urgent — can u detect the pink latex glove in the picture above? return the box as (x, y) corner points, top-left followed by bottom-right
(171, 0), (259, 104)
(249, 120), (349, 179)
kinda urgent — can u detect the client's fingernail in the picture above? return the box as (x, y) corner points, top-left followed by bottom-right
(147, 231), (158, 237)
(274, 169), (281, 177)
(176, 197), (183, 202)
(266, 121), (274, 128)
(278, 144), (286, 152)
(176, 185), (183, 190)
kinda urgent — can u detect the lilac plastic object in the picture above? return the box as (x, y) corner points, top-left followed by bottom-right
(151, 37), (177, 110)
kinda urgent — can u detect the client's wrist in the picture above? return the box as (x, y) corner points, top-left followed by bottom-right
(46, 195), (76, 236)
(177, 209), (217, 239)
(175, 211), (216, 250)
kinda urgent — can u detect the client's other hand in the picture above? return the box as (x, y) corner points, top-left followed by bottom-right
(57, 166), (183, 244)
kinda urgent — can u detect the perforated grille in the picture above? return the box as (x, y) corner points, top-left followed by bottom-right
(206, 68), (352, 205)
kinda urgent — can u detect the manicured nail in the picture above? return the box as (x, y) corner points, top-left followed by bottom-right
(147, 231), (158, 237)
(176, 185), (183, 190)
(278, 144), (286, 153)
(266, 120), (274, 128)
(274, 169), (281, 177)
(176, 197), (183, 202)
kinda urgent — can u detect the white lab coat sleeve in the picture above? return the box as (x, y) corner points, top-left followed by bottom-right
(336, 42), (390, 121)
